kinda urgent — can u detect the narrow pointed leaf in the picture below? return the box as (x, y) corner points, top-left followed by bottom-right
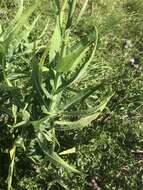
(55, 94), (114, 130)
(55, 40), (98, 94)
(59, 147), (76, 155)
(76, 0), (89, 26)
(62, 83), (103, 110)
(49, 16), (62, 63)
(11, 0), (24, 25)
(7, 144), (16, 190)
(38, 140), (80, 174)
(56, 44), (90, 73)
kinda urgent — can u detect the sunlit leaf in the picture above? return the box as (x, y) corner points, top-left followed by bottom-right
(56, 44), (90, 73)
(49, 16), (62, 63)
(59, 147), (76, 155)
(55, 94), (114, 130)
(38, 139), (80, 174)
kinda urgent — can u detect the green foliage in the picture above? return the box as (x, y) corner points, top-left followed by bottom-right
(0, 0), (110, 189)
(0, 0), (143, 190)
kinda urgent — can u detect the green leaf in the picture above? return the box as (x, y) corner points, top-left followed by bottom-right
(59, 147), (76, 155)
(59, 0), (68, 28)
(56, 44), (90, 73)
(11, 0), (24, 25)
(0, 24), (3, 35)
(72, 39), (98, 83)
(62, 83), (103, 110)
(46, 151), (80, 174)
(49, 16), (62, 63)
(12, 105), (18, 124)
(55, 39), (98, 94)
(31, 46), (49, 110)
(56, 181), (69, 190)
(66, 0), (77, 28)
(55, 94), (114, 130)
(22, 14), (40, 41)
(47, 180), (69, 190)
(76, 0), (89, 26)
(61, 108), (100, 117)
(38, 139), (80, 174)
(7, 144), (16, 190)
(4, 3), (37, 45)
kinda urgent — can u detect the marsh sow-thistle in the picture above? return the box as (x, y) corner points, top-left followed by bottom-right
(0, 0), (114, 189)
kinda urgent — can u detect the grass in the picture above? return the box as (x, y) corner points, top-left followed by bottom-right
(0, 0), (143, 189)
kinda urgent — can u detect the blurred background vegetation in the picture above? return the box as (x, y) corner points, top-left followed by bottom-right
(0, 0), (143, 189)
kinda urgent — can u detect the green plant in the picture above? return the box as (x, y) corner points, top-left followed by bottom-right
(0, 0), (113, 189)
